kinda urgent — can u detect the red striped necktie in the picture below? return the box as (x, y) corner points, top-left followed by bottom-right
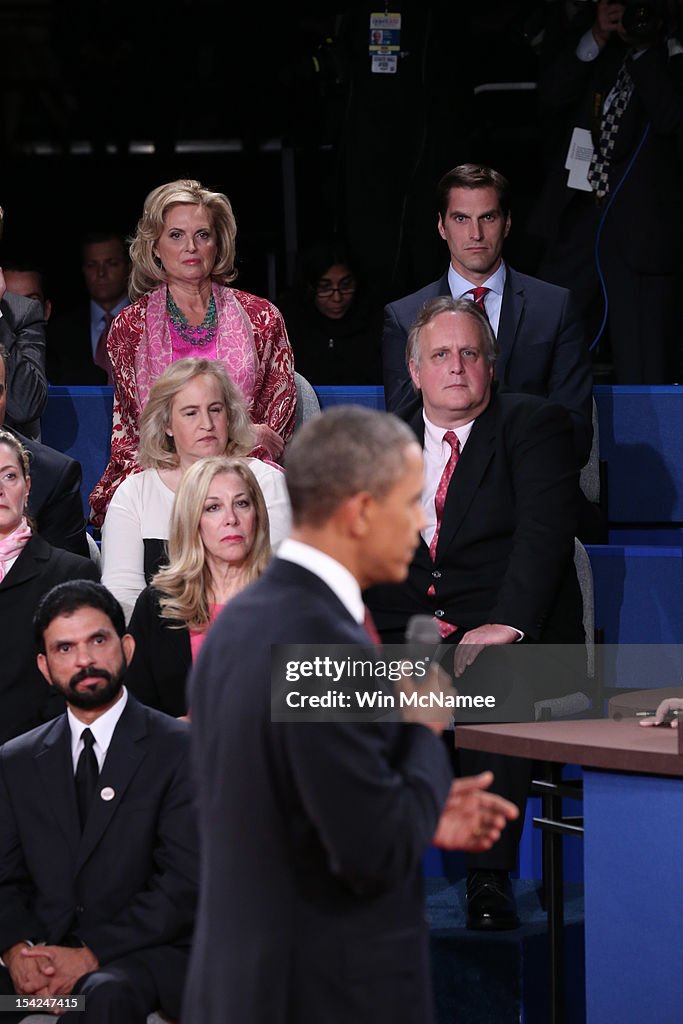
(467, 286), (490, 310)
(94, 311), (115, 385)
(429, 431), (459, 562)
(428, 431), (460, 639)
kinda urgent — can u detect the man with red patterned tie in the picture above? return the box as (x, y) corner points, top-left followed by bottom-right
(367, 295), (584, 931)
(183, 404), (519, 1024)
(382, 163), (593, 470)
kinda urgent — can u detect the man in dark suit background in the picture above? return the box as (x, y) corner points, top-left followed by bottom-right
(48, 232), (130, 386)
(0, 266), (47, 440)
(382, 163), (593, 468)
(0, 580), (197, 1023)
(2, 262), (52, 323)
(367, 296), (584, 931)
(183, 405), (518, 1024)
(0, 343), (89, 556)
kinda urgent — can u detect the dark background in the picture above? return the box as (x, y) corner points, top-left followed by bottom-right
(0, 0), (576, 312)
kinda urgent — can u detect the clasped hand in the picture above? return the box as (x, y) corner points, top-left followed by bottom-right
(13, 943), (98, 1007)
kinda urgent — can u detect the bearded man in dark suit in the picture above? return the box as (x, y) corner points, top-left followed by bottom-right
(367, 295), (585, 931)
(0, 580), (197, 1024)
(382, 163), (593, 468)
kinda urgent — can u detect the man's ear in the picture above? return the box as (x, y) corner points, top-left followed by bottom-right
(437, 214), (446, 242)
(409, 359), (421, 392)
(122, 633), (136, 668)
(37, 652), (52, 686)
(503, 212), (512, 240)
(340, 491), (375, 539)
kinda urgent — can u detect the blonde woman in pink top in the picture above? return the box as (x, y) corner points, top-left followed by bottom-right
(124, 455), (272, 717)
(89, 178), (296, 527)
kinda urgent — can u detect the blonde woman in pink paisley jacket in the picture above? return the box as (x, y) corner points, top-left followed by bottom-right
(89, 178), (296, 527)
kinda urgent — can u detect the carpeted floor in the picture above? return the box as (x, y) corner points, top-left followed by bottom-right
(426, 877), (585, 1024)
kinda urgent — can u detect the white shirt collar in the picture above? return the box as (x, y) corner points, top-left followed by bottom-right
(423, 411), (475, 453)
(68, 686), (129, 772)
(276, 538), (365, 624)
(448, 260), (506, 300)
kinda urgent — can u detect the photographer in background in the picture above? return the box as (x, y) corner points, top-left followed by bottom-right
(527, 0), (683, 384)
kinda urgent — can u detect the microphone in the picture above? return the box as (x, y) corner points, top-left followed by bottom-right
(405, 614), (442, 645)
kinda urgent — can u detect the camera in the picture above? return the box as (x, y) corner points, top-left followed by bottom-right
(619, 0), (664, 43)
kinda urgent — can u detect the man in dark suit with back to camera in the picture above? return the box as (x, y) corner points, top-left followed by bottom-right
(367, 295), (585, 931)
(183, 404), (518, 1024)
(0, 343), (89, 557)
(0, 580), (197, 1023)
(382, 163), (593, 468)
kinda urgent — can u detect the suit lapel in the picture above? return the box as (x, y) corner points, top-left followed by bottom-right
(496, 270), (524, 382)
(437, 271), (451, 297)
(76, 697), (148, 873)
(0, 535), (50, 591)
(432, 401), (497, 559)
(35, 717), (80, 857)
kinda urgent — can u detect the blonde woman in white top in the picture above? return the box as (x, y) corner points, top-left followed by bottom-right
(101, 357), (291, 622)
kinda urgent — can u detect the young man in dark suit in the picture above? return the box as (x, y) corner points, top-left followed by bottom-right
(0, 580), (197, 1023)
(382, 163), (593, 468)
(183, 405), (518, 1024)
(367, 296), (585, 931)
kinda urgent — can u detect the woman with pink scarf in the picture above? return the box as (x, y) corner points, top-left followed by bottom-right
(0, 430), (99, 742)
(89, 178), (297, 528)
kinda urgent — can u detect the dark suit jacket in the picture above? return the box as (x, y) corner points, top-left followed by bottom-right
(7, 427), (89, 557)
(126, 586), (191, 717)
(183, 556), (452, 1024)
(0, 695), (197, 1018)
(0, 534), (99, 743)
(382, 267), (593, 465)
(47, 306), (108, 385)
(0, 293), (47, 439)
(366, 390), (584, 661)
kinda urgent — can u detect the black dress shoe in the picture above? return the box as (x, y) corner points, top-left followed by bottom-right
(466, 869), (520, 931)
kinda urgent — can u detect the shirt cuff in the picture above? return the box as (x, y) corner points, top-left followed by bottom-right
(0, 939), (35, 967)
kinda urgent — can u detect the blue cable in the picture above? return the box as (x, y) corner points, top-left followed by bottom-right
(589, 121), (651, 352)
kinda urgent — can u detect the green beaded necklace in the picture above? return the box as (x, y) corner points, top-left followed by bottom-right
(166, 291), (218, 347)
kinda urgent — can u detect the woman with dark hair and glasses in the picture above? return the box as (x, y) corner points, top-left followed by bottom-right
(277, 239), (382, 385)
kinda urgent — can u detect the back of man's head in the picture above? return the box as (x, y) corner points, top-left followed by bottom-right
(34, 580), (126, 654)
(285, 406), (417, 528)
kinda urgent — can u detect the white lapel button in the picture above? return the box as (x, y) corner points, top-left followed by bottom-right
(100, 786), (115, 801)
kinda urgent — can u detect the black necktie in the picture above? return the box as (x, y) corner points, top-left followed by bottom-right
(75, 727), (99, 829)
